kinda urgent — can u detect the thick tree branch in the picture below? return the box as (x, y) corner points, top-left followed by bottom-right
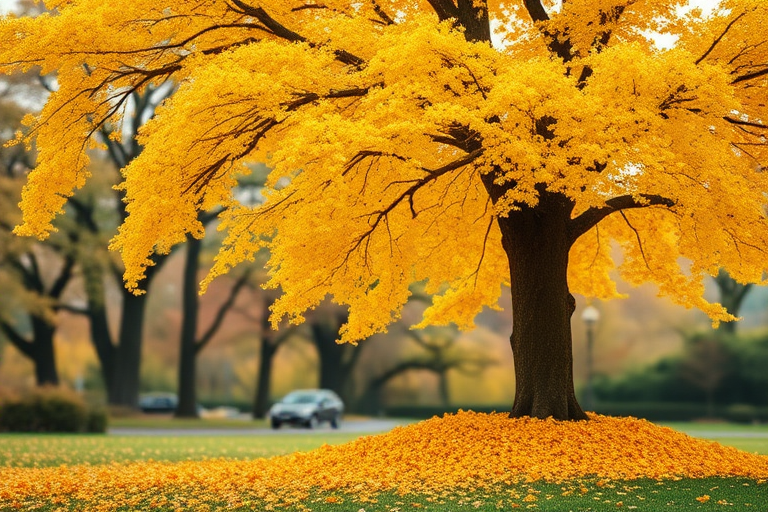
(732, 66), (768, 85)
(196, 270), (252, 353)
(0, 322), (34, 358)
(723, 116), (768, 130)
(227, 0), (364, 67)
(48, 255), (76, 301)
(569, 193), (675, 244)
(523, 0), (549, 22)
(424, 0), (459, 21)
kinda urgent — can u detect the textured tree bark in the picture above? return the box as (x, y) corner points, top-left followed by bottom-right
(497, 191), (588, 421)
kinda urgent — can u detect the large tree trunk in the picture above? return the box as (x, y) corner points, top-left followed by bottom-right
(31, 318), (59, 386)
(497, 191), (588, 420)
(108, 292), (148, 407)
(176, 237), (201, 418)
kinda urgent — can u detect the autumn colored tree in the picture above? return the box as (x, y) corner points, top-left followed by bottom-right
(0, 69), (77, 387)
(64, 86), (177, 408)
(3, 0), (768, 420)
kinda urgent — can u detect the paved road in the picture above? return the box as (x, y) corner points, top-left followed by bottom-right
(108, 418), (405, 436)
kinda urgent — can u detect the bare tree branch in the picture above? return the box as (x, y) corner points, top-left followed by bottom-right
(0, 322), (34, 358)
(227, 0), (365, 67)
(696, 11), (748, 66)
(196, 270), (253, 353)
(569, 193), (675, 244)
(723, 116), (768, 130)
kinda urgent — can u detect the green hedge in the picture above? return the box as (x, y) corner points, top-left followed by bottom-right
(382, 402), (768, 423)
(0, 387), (107, 433)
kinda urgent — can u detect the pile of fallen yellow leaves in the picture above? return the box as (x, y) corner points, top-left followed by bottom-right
(1, 412), (767, 508)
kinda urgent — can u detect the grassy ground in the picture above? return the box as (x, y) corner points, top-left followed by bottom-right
(662, 422), (768, 455)
(108, 415), (267, 429)
(1, 421), (767, 511)
(3, 477), (766, 511)
(1, 424), (766, 468)
(0, 432), (363, 467)
(662, 422), (768, 433)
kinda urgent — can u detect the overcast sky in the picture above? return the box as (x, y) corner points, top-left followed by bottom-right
(0, 0), (15, 15)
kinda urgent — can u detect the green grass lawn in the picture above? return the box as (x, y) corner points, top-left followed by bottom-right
(662, 421), (768, 433)
(1, 422), (766, 468)
(108, 415), (267, 429)
(3, 477), (766, 511)
(661, 422), (768, 456)
(0, 432), (363, 467)
(1, 421), (767, 511)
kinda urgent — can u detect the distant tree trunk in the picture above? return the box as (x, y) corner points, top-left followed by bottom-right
(1, 318), (59, 386)
(497, 190), (587, 421)
(253, 338), (279, 418)
(714, 269), (753, 334)
(358, 360), (442, 416)
(438, 370), (450, 407)
(86, 300), (115, 394)
(30, 318), (59, 386)
(0, 251), (75, 388)
(176, 236), (202, 418)
(310, 311), (360, 405)
(108, 291), (149, 407)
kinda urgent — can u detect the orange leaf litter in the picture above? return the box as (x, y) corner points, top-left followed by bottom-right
(1, 412), (767, 506)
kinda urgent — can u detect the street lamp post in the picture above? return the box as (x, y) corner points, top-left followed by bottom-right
(581, 305), (600, 412)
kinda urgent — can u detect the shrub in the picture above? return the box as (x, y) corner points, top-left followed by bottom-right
(0, 387), (107, 433)
(86, 408), (108, 433)
(724, 404), (761, 424)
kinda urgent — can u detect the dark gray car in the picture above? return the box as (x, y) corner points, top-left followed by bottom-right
(268, 389), (344, 429)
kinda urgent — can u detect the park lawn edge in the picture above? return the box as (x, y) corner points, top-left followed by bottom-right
(3, 412), (768, 511)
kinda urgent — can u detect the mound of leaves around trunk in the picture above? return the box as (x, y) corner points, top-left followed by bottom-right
(1, 411), (767, 508)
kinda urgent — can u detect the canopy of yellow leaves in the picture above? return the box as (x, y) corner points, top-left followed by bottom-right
(1, 0), (767, 342)
(0, 412), (766, 508)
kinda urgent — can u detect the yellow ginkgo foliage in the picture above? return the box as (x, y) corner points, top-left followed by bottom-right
(1, 0), (767, 419)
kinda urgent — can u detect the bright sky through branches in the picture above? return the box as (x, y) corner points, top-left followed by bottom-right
(0, 0), (16, 15)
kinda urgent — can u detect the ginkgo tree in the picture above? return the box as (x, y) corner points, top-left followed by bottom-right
(2, 0), (767, 419)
